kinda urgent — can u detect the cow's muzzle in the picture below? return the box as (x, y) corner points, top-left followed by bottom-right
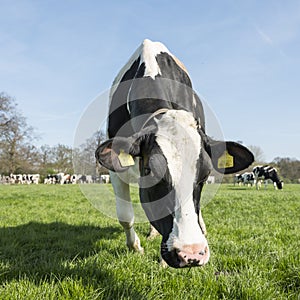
(176, 244), (210, 267)
(161, 241), (210, 268)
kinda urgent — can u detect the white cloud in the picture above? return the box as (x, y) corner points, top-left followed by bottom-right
(255, 25), (273, 45)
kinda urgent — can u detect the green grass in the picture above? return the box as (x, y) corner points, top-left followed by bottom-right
(0, 184), (299, 299)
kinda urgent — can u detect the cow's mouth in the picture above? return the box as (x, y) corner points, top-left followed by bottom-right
(160, 242), (210, 268)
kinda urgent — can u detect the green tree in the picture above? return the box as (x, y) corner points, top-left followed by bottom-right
(73, 130), (106, 175)
(50, 144), (73, 174)
(248, 145), (265, 163)
(272, 157), (300, 183)
(0, 93), (37, 174)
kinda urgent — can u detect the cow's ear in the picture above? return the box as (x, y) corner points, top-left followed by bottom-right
(208, 140), (254, 174)
(95, 137), (140, 172)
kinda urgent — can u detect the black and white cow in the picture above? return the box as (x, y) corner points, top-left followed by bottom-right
(95, 39), (254, 268)
(242, 172), (255, 186)
(9, 174), (23, 184)
(25, 174), (40, 184)
(44, 173), (63, 184)
(253, 165), (283, 190)
(234, 172), (255, 187)
(234, 174), (243, 185)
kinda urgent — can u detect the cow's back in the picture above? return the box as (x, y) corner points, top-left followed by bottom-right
(108, 39), (205, 138)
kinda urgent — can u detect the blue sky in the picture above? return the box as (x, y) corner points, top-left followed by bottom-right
(1, 0), (299, 162)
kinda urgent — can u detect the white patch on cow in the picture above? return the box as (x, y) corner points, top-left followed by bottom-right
(141, 39), (170, 79)
(155, 110), (205, 251)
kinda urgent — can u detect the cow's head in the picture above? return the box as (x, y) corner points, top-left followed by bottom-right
(270, 169), (283, 190)
(95, 109), (254, 268)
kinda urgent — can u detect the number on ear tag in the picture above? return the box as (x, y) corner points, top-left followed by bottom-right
(218, 150), (234, 168)
(118, 150), (135, 167)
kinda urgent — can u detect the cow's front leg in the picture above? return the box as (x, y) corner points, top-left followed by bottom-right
(110, 171), (144, 253)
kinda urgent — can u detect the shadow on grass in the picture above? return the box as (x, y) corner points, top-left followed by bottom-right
(0, 222), (144, 299)
(227, 186), (253, 190)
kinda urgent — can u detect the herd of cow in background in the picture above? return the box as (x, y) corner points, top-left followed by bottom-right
(234, 165), (283, 190)
(1, 165), (283, 190)
(0, 173), (110, 185)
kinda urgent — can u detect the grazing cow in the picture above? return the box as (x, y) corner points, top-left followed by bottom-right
(234, 171), (255, 187)
(10, 174), (23, 184)
(27, 174), (40, 184)
(253, 165), (283, 190)
(70, 174), (78, 184)
(85, 175), (94, 183)
(95, 39), (254, 268)
(234, 174), (243, 186)
(100, 174), (110, 183)
(56, 172), (65, 184)
(6, 173), (40, 184)
(60, 174), (71, 184)
(44, 174), (55, 184)
(79, 175), (87, 184)
(44, 173), (63, 184)
(241, 172), (255, 186)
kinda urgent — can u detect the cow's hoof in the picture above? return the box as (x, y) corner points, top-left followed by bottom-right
(132, 245), (144, 254)
(128, 239), (144, 254)
(159, 257), (168, 268)
(147, 225), (160, 240)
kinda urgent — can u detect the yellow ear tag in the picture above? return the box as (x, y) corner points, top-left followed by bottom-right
(118, 149), (135, 167)
(218, 150), (234, 168)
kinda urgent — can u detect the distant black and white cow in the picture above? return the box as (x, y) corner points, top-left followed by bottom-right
(9, 174), (23, 184)
(26, 174), (40, 184)
(241, 172), (255, 186)
(100, 174), (110, 184)
(253, 165), (283, 190)
(44, 173), (63, 184)
(234, 174), (243, 185)
(95, 39), (254, 268)
(234, 171), (255, 187)
(44, 174), (56, 184)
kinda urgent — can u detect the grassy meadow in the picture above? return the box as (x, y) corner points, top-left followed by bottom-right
(0, 183), (299, 299)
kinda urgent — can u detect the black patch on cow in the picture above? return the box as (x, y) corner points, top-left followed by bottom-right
(128, 76), (173, 120)
(108, 57), (141, 138)
(155, 53), (196, 113)
(135, 62), (146, 79)
(156, 52), (192, 87)
(139, 178), (174, 238)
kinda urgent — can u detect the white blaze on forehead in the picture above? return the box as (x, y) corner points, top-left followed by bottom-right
(156, 110), (200, 185)
(155, 110), (205, 251)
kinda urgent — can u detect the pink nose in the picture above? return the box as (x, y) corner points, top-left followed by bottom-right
(177, 243), (210, 267)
